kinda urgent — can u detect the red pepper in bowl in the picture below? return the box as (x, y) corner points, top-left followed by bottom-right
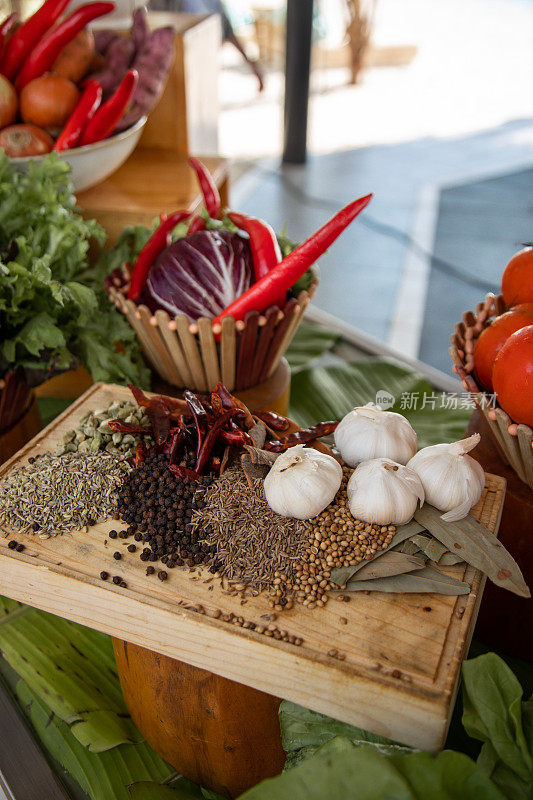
(54, 79), (102, 151)
(0, 14), (18, 62)
(212, 193), (372, 325)
(15, 1), (116, 90)
(227, 211), (284, 306)
(0, 0), (70, 80)
(79, 67), (137, 145)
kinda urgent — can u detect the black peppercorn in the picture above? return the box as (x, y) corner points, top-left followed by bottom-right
(112, 576), (121, 585)
(127, 544), (136, 553)
(119, 530), (128, 539)
(157, 570), (168, 581)
(100, 571), (109, 581)
(146, 566), (155, 575)
(16, 543), (25, 552)
(113, 551), (121, 560)
(120, 581), (127, 588)
(109, 530), (118, 539)
(8, 540), (17, 550)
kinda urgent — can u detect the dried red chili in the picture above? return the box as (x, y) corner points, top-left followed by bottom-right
(264, 421), (339, 452)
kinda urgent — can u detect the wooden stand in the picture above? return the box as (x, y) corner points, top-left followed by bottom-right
(468, 410), (533, 661)
(113, 640), (286, 798)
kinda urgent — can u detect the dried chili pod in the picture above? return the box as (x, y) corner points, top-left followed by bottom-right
(219, 429), (253, 447)
(168, 464), (201, 482)
(107, 420), (152, 435)
(264, 421), (339, 452)
(135, 442), (147, 466)
(184, 389), (208, 458)
(254, 411), (290, 431)
(195, 408), (245, 474)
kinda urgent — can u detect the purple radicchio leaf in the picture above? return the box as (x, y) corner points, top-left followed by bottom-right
(143, 230), (254, 321)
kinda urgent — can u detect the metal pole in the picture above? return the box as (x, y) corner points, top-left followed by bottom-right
(282, 0), (314, 164)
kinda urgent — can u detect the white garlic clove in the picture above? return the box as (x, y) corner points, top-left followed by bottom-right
(334, 404), (418, 466)
(264, 444), (342, 520)
(346, 458), (424, 526)
(407, 434), (485, 522)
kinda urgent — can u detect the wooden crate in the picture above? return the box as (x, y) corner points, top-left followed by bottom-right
(0, 383), (506, 750)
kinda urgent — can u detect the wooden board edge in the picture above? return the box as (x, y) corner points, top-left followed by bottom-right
(0, 555), (449, 751)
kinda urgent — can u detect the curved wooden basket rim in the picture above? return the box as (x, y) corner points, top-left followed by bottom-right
(449, 292), (532, 445)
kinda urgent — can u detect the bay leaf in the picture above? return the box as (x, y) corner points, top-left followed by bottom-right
(345, 551), (426, 582)
(329, 520), (425, 587)
(410, 534), (448, 563)
(414, 507), (530, 598)
(344, 565), (471, 595)
(396, 540), (421, 556)
(439, 552), (465, 566)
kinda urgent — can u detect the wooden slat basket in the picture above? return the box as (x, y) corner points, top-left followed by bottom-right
(449, 292), (533, 489)
(108, 282), (317, 392)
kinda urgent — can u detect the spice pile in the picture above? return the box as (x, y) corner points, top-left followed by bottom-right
(0, 452), (129, 536)
(56, 399), (151, 458)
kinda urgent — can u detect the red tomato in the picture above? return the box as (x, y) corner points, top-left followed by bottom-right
(473, 303), (533, 392)
(501, 247), (533, 307)
(492, 325), (533, 427)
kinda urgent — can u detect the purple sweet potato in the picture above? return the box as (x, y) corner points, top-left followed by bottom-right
(131, 7), (150, 54)
(89, 36), (135, 97)
(115, 26), (174, 132)
(93, 29), (118, 55)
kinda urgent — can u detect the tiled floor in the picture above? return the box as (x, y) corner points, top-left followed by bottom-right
(220, 0), (533, 381)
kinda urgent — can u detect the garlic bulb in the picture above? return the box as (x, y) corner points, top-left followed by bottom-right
(407, 433), (485, 521)
(347, 458), (425, 525)
(264, 444), (342, 520)
(334, 404), (417, 466)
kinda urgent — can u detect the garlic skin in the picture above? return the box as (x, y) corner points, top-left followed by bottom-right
(264, 444), (342, 520)
(347, 458), (425, 525)
(334, 404), (418, 466)
(407, 433), (485, 522)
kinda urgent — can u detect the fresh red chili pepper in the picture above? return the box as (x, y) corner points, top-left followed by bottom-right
(254, 410), (290, 431)
(264, 421), (339, 452)
(15, 2), (115, 90)
(0, 0), (69, 80)
(168, 464), (201, 482)
(0, 14), (17, 62)
(187, 215), (206, 234)
(189, 156), (221, 218)
(195, 408), (244, 474)
(213, 194), (373, 325)
(128, 210), (191, 301)
(227, 212), (281, 279)
(54, 80), (102, 151)
(79, 66), (137, 145)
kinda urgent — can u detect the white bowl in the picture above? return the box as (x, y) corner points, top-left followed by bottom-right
(9, 116), (147, 192)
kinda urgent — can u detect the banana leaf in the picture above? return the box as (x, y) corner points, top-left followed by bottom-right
(289, 360), (471, 447)
(0, 607), (142, 751)
(16, 679), (174, 800)
(285, 322), (339, 371)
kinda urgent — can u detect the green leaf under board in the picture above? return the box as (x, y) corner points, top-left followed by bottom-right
(284, 322), (339, 371)
(289, 360), (471, 447)
(0, 608), (142, 751)
(414, 508), (530, 598)
(15, 680), (174, 800)
(463, 653), (533, 797)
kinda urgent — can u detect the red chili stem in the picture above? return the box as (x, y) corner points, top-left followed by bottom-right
(79, 66), (136, 145)
(195, 408), (244, 474)
(213, 194), (372, 324)
(189, 156), (221, 218)
(0, 0), (69, 80)
(15, 2), (115, 90)
(127, 210), (191, 301)
(107, 419), (152, 435)
(264, 421), (339, 451)
(168, 464), (201, 482)
(54, 80), (102, 151)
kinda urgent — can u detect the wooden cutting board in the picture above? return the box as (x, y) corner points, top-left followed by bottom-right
(0, 382), (506, 750)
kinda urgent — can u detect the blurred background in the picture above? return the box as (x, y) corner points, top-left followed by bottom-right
(212, 0), (533, 378)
